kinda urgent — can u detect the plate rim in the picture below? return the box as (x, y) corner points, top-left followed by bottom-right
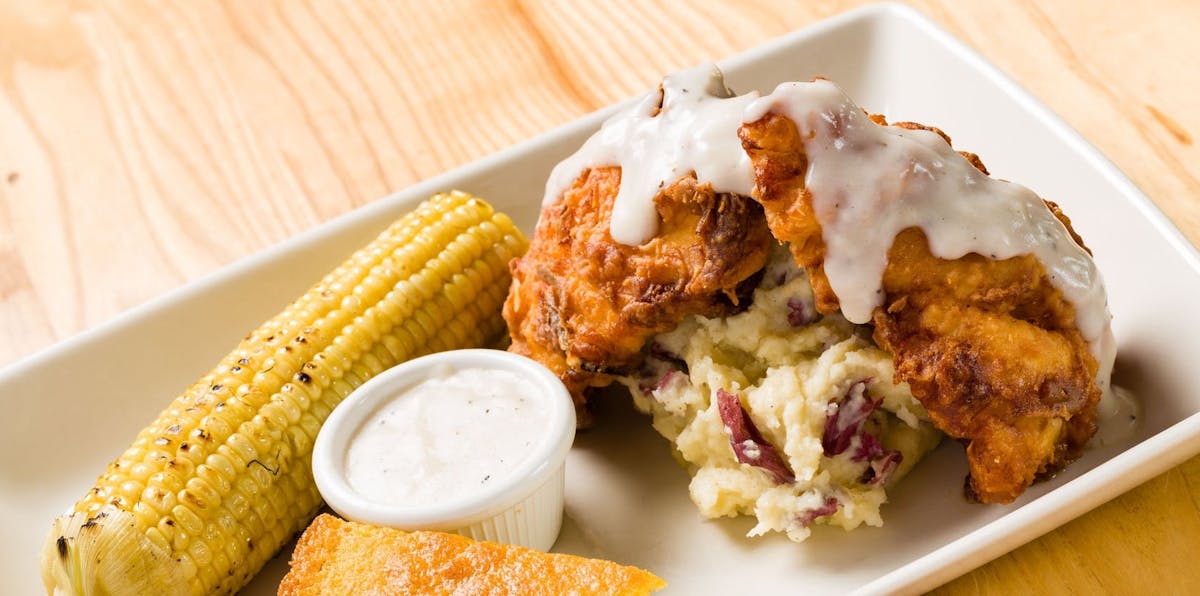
(4, 3), (1200, 594)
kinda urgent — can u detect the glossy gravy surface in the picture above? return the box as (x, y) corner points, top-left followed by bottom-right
(545, 65), (1114, 391)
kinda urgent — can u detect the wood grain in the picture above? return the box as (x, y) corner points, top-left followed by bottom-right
(2, 0), (1198, 592)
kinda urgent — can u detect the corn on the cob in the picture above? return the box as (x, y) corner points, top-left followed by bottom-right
(40, 191), (528, 596)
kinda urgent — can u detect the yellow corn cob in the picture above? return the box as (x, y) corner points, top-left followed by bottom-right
(41, 191), (528, 596)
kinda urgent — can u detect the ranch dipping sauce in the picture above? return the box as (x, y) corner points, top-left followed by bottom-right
(344, 366), (549, 507)
(313, 349), (575, 551)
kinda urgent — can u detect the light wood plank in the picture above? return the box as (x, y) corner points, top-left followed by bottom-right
(1, 0), (1197, 591)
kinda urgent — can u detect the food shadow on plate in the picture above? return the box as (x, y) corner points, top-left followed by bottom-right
(559, 386), (960, 576)
(555, 363), (1154, 586)
(1109, 348), (1179, 435)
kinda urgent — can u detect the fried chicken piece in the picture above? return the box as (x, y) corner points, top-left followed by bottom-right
(504, 167), (773, 423)
(739, 112), (1101, 503)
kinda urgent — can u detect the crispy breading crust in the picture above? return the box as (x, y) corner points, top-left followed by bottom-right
(739, 112), (1100, 504)
(279, 514), (665, 595)
(505, 96), (1103, 504)
(504, 167), (772, 424)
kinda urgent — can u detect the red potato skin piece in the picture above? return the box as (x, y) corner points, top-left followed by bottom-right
(797, 496), (840, 528)
(716, 389), (794, 484)
(822, 381), (877, 457)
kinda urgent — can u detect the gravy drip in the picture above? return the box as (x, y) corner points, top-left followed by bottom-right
(542, 64), (759, 245)
(746, 81), (1114, 388)
(543, 65), (1114, 388)
(1094, 385), (1141, 447)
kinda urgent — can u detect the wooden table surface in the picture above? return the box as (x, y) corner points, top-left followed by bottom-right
(2, 0), (1197, 592)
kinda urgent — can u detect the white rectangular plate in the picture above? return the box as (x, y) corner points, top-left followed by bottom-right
(6, 3), (1200, 594)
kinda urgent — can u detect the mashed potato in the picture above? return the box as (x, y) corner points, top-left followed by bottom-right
(619, 248), (942, 542)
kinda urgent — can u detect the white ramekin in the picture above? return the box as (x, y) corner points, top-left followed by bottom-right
(311, 349), (576, 551)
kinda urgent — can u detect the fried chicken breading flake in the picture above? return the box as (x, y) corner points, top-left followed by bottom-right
(504, 167), (772, 423)
(739, 112), (1101, 503)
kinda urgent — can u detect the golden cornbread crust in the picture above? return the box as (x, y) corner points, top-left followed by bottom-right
(279, 515), (666, 595)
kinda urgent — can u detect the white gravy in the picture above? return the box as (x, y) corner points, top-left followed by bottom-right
(543, 65), (1115, 390)
(543, 64), (759, 245)
(1094, 384), (1141, 448)
(344, 367), (548, 507)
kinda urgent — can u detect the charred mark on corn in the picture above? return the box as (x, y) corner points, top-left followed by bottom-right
(81, 513), (106, 530)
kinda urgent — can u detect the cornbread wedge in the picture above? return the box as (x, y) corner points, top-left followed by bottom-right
(279, 515), (666, 595)
(41, 192), (528, 596)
